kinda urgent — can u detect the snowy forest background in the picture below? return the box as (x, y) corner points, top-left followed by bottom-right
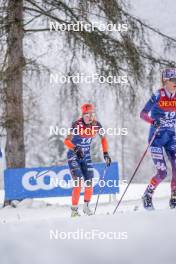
(0, 0), (176, 187)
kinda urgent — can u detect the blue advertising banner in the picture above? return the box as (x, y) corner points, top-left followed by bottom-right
(4, 162), (119, 200)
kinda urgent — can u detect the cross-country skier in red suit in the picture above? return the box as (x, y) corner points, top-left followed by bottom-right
(64, 104), (111, 217)
(140, 68), (176, 210)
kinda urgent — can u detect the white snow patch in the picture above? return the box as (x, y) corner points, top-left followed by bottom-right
(0, 183), (175, 264)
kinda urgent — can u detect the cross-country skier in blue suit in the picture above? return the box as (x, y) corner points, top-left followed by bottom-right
(140, 68), (176, 210)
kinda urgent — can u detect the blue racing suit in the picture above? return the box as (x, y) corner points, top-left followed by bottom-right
(140, 87), (176, 191)
(66, 118), (104, 181)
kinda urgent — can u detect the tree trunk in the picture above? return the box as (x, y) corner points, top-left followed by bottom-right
(5, 0), (25, 168)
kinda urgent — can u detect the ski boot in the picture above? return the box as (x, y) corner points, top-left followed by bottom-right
(3, 200), (12, 208)
(169, 191), (176, 209)
(71, 206), (81, 217)
(83, 202), (93, 216)
(142, 187), (154, 210)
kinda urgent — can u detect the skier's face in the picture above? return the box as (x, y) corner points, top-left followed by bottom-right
(165, 79), (176, 93)
(83, 111), (96, 124)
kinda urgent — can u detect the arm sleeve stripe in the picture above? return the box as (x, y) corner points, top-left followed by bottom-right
(64, 138), (75, 150)
(101, 137), (108, 153)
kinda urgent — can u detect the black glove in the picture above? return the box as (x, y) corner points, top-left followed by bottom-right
(74, 146), (84, 160)
(153, 118), (165, 128)
(153, 120), (160, 127)
(104, 152), (111, 167)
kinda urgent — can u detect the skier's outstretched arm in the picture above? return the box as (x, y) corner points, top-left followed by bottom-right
(64, 121), (78, 150)
(64, 128), (84, 159)
(100, 136), (108, 153)
(64, 134), (75, 150)
(140, 93), (159, 125)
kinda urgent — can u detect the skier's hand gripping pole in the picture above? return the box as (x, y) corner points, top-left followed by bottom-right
(112, 126), (161, 215)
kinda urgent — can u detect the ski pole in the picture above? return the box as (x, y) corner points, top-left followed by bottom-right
(94, 164), (108, 215)
(113, 126), (161, 215)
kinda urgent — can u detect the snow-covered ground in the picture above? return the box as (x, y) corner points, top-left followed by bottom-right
(0, 182), (172, 221)
(0, 183), (176, 264)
